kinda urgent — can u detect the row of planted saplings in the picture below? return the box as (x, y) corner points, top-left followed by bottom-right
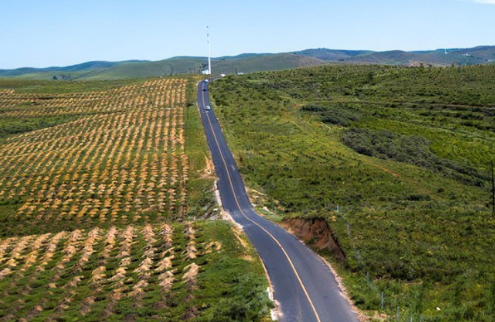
(0, 79), (183, 158)
(12, 109), (185, 217)
(0, 222), (221, 320)
(0, 79), (189, 223)
(0, 79), (184, 118)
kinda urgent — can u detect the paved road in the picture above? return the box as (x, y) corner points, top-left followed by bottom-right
(197, 80), (359, 322)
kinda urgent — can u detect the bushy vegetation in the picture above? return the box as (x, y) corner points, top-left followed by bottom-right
(341, 128), (487, 186)
(211, 64), (495, 321)
(301, 103), (363, 126)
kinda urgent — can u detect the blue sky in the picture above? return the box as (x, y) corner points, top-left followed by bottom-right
(1, 0), (494, 69)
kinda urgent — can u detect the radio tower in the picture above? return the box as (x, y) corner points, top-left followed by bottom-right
(207, 26), (212, 75)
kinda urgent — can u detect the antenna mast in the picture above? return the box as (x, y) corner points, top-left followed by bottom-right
(207, 26), (212, 75)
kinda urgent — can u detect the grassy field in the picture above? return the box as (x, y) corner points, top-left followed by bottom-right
(0, 78), (270, 321)
(210, 65), (495, 321)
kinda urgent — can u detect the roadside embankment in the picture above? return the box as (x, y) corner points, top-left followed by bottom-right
(281, 218), (346, 261)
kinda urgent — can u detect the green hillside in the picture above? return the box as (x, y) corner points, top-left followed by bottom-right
(209, 53), (326, 75)
(210, 64), (495, 321)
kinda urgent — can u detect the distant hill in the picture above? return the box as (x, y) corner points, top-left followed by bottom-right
(210, 53), (326, 75)
(298, 46), (495, 66)
(295, 48), (373, 61)
(0, 60), (147, 78)
(65, 53), (326, 80)
(0, 54), (326, 80)
(1, 45), (494, 80)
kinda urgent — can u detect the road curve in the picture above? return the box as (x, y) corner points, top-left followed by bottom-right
(197, 80), (359, 322)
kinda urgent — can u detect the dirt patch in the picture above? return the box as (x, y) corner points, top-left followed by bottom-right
(246, 187), (264, 206)
(231, 227), (253, 261)
(371, 164), (400, 178)
(200, 156), (215, 179)
(282, 218), (346, 261)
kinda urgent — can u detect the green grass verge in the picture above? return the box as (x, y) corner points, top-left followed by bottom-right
(184, 78), (216, 219)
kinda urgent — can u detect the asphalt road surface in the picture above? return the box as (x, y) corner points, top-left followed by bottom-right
(197, 80), (359, 322)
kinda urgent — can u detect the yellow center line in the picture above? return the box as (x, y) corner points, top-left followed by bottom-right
(200, 85), (322, 322)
